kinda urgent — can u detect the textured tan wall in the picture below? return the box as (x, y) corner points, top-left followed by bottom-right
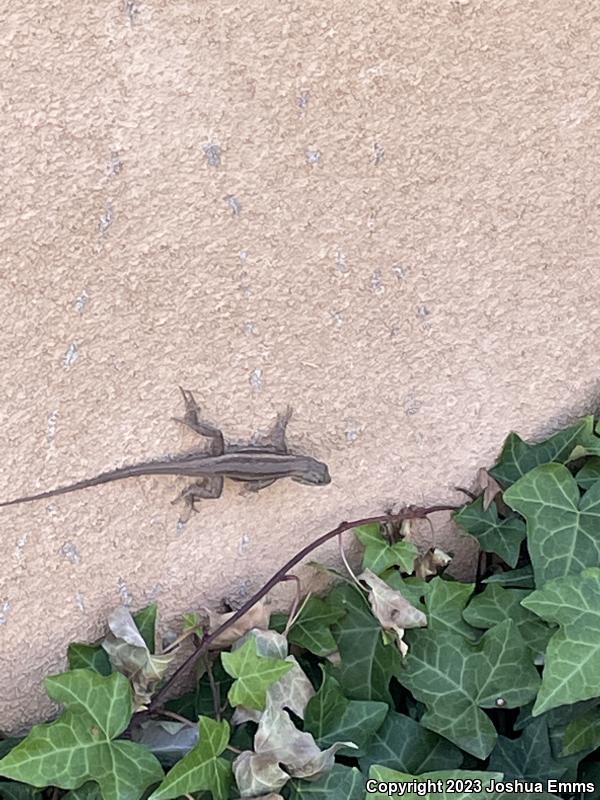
(1, 0), (600, 732)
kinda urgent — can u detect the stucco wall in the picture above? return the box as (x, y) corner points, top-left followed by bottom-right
(1, 0), (599, 732)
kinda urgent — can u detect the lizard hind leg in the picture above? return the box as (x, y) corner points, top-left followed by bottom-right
(172, 387), (225, 455)
(172, 475), (224, 519)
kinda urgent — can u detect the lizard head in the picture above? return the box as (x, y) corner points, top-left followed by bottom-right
(292, 457), (331, 486)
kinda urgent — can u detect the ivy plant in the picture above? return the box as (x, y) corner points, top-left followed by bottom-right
(2, 414), (600, 798)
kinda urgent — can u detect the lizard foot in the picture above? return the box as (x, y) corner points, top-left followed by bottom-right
(172, 475), (224, 511)
(172, 387), (225, 455)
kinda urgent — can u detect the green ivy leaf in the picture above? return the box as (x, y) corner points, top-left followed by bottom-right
(358, 711), (463, 774)
(148, 717), (231, 800)
(221, 637), (294, 710)
(420, 578), (479, 641)
(288, 764), (363, 800)
(462, 584), (552, 657)
(488, 716), (572, 780)
(515, 698), (597, 732)
(130, 720), (200, 768)
(63, 783), (103, 800)
(489, 416), (595, 488)
(0, 783), (41, 800)
(0, 670), (163, 800)
(287, 596), (344, 657)
(0, 742), (21, 761)
(132, 603), (157, 652)
(522, 568), (600, 715)
(483, 566), (534, 589)
(562, 708), (600, 755)
(504, 463), (600, 586)
(354, 524), (418, 575)
(398, 620), (540, 758)
(181, 611), (202, 634)
(366, 766), (503, 799)
(67, 643), (112, 676)
(576, 457), (600, 491)
(453, 496), (526, 568)
(581, 761), (600, 799)
(328, 584), (402, 704)
(304, 670), (387, 756)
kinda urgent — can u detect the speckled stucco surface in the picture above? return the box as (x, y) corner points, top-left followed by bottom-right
(1, 0), (600, 731)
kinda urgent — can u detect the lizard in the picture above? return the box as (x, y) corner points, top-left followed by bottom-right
(0, 388), (331, 512)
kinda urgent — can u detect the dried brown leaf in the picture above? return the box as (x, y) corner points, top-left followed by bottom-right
(359, 568), (427, 656)
(476, 467), (503, 511)
(243, 795), (284, 800)
(325, 650), (342, 666)
(204, 600), (271, 649)
(102, 606), (173, 711)
(414, 547), (452, 578)
(231, 706), (261, 725)
(254, 698), (356, 780)
(233, 750), (289, 797)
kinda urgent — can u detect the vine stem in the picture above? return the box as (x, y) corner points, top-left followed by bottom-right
(146, 503), (458, 713)
(159, 709), (197, 727)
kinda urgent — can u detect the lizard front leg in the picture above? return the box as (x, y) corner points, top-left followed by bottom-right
(270, 405), (292, 453)
(172, 387), (225, 455)
(239, 477), (278, 494)
(253, 406), (292, 453)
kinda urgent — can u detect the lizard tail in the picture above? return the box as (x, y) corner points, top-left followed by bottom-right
(0, 460), (190, 508)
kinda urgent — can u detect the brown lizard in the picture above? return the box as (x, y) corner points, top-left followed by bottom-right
(0, 389), (331, 511)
